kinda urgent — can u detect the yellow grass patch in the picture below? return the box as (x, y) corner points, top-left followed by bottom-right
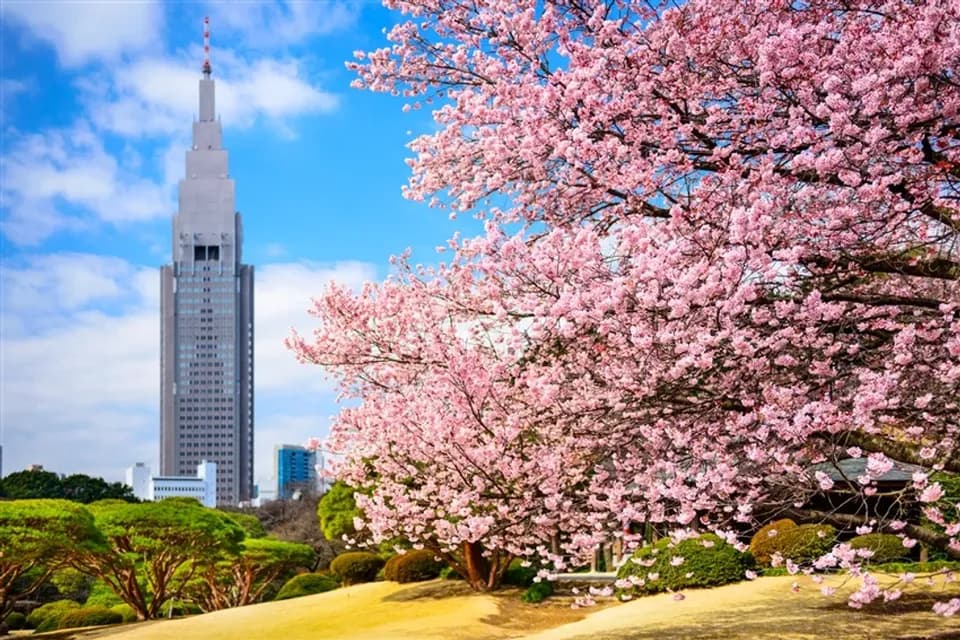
(76, 574), (960, 640)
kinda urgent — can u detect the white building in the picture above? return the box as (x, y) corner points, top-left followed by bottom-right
(125, 460), (217, 508)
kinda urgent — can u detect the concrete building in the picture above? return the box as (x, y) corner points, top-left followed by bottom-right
(160, 22), (254, 506)
(275, 444), (317, 500)
(126, 462), (150, 500)
(125, 461), (217, 508)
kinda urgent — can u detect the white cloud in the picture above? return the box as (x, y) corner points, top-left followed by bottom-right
(0, 254), (375, 484)
(205, 1), (358, 49)
(0, 122), (172, 245)
(85, 53), (338, 138)
(1, 77), (31, 114)
(255, 260), (377, 394)
(3, 1), (164, 67)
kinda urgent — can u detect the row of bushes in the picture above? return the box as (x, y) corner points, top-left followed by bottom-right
(19, 599), (131, 631)
(748, 519), (909, 566)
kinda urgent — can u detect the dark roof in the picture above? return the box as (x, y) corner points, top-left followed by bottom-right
(811, 458), (923, 483)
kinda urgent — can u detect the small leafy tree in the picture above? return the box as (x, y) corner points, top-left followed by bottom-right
(220, 511), (267, 539)
(73, 500), (244, 620)
(62, 474), (135, 504)
(1, 469), (65, 499)
(0, 500), (103, 621)
(187, 538), (315, 611)
(317, 482), (359, 541)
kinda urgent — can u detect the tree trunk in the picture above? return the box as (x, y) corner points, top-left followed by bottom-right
(462, 541), (492, 592)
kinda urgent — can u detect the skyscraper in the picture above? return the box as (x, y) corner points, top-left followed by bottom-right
(275, 444), (317, 499)
(160, 19), (254, 505)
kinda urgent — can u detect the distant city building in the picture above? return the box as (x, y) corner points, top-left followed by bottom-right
(160, 19), (254, 506)
(275, 444), (317, 500)
(126, 462), (150, 500)
(252, 481), (277, 507)
(125, 460), (217, 508)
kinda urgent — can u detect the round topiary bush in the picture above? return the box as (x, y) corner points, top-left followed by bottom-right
(616, 533), (754, 595)
(330, 552), (385, 586)
(57, 606), (123, 629)
(393, 549), (445, 583)
(4, 611), (26, 630)
(275, 572), (341, 600)
(749, 519), (798, 565)
(849, 533), (908, 564)
(776, 524), (835, 563)
(26, 599), (81, 630)
(383, 554), (402, 581)
(110, 603), (138, 623)
(750, 521), (834, 566)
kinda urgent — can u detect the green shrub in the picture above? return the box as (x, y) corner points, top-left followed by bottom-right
(4, 611), (26, 630)
(616, 533), (754, 595)
(393, 550), (445, 583)
(777, 524), (835, 563)
(383, 554), (402, 581)
(749, 520), (834, 566)
(872, 560), (960, 573)
(58, 606), (123, 629)
(84, 579), (123, 607)
(26, 599), (81, 630)
(502, 559), (538, 587)
(439, 566), (462, 580)
(275, 572), (340, 600)
(849, 533), (908, 564)
(521, 581), (554, 603)
(749, 519), (798, 565)
(110, 603), (138, 623)
(330, 552), (385, 586)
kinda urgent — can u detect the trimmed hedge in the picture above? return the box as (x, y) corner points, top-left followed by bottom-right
(26, 599), (80, 630)
(749, 519), (798, 565)
(750, 520), (834, 566)
(58, 606), (123, 629)
(330, 552), (385, 586)
(383, 555), (402, 581)
(849, 533), (908, 564)
(110, 603), (138, 623)
(275, 572), (340, 600)
(392, 550), (445, 583)
(4, 611), (26, 630)
(616, 533), (754, 595)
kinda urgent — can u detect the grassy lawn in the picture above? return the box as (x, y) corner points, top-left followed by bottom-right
(42, 574), (960, 640)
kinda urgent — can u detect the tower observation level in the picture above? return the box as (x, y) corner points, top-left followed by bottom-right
(160, 18), (254, 505)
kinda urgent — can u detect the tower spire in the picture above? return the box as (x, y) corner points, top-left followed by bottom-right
(202, 16), (212, 77)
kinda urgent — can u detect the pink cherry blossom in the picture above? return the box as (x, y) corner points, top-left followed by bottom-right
(920, 484), (945, 503)
(292, 0), (960, 602)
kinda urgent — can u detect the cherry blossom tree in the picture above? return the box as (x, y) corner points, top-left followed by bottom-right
(291, 0), (959, 604)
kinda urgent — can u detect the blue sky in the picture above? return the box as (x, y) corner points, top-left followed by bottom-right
(0, 0), (471, 488)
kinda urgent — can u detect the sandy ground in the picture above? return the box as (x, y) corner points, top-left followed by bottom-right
(524, 575), (960, 640)
(46, 574), (960, 640)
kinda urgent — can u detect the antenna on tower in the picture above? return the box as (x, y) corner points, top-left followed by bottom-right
(202, 16), (212, 76)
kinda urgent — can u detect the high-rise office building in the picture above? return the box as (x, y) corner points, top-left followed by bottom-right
(275, 444), (317, 500)
(160, 19), (254, 505)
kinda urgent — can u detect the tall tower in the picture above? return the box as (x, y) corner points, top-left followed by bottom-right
(160, 18), (254, 505)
